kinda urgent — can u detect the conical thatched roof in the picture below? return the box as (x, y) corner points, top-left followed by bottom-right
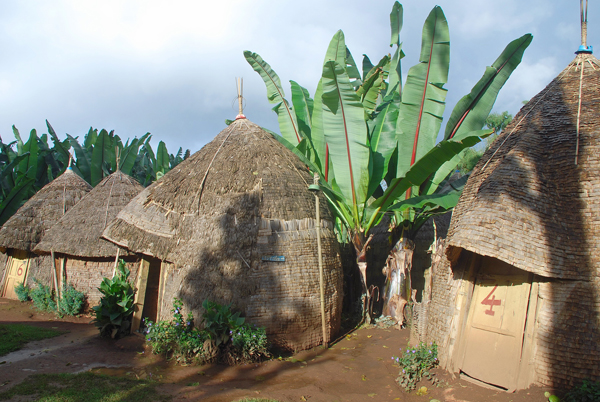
(446, 53), (600, 280)
(103, 118), (329, 267)
(0, 168), (92, 252)
(34, 171), (144, 258)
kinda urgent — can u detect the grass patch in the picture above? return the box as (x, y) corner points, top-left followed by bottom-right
(0, 372), (171, 401)
(0, 323), (64, 356)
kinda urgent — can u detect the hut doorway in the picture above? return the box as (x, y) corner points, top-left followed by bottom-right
(131, 257), (163, 331)
(458, 257), (532, 391)
(1, 250), (30, 299)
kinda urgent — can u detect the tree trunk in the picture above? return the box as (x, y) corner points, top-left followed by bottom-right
(382, 237), (414, 326)
(352, 232), (374, 323)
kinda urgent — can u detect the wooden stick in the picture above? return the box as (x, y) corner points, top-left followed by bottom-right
(51, 250), (60, 311)
(112, 248), (121, 278)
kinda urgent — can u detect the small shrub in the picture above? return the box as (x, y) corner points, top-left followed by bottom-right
(57, 284), (85, 316)
(229, 323), (270, 363)
(202, 299), (244, 346)
(562, 379), (600, 402)
(30, 279), (56, 312)
(392, 342), (439, 391)
(14, 282), (30, 302)
(145, 298), (213, 364)
(145, 298), (270, 365)
(92, 260), (135, 339)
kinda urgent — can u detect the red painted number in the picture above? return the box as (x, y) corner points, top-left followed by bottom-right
(481, 285), (501, 316)
(17, 267), (23, 276)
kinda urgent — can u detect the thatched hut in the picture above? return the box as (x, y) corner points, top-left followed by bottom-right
(102, 117), (343, 350)
(426, 51), (600, 391)
(0, 168), (92, 299)
(34, 171), (144, 308)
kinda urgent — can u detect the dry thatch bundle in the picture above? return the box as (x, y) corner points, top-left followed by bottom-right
(0, 168), (92, 252)
(34, 171), (144, 258)
(426, 53), (600, 390)
(103, 118), (343, 351)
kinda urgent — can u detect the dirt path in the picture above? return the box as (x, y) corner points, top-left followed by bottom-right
(0, 298), (552, 401)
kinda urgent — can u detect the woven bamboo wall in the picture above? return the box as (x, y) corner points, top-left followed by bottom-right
(160, 217), (343, 351)
(64, 257), (140, 308)
(25, 254), (53, 287)
(533, 278), (600, 387)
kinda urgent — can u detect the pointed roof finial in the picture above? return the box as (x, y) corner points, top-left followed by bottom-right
(67, 152), (73, 169)
(235, 77), (246, 120)
(577, 0), (593, 54)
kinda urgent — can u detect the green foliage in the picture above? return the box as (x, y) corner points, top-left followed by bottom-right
(30, 279), (56, 312)
(202, 299), (245, 347)
(0, 323), (63, 356)
(13, 282), (30, 302)
(0, 372), (171, 402)
(145, 298), (211, 364)
(56, 284), (86, 316)
(392, 342), (439, 391)
(562, 379), (600, 402)
(92, 260), (136, 339)
(145, 298), (269, 365)
(230, 323), (270, 363)
(455, 148), (484, 175)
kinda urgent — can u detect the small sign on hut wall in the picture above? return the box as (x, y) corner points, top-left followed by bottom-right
(262, 255), (285, 262)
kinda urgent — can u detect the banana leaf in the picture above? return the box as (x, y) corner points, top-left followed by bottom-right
(367, 95), (400, 197)
(155, 141), (170, 175)
(366, 129), (487, 231)
(46, 120), (71, 167)
(0, 177), (34, 226)
(396, 6), (450, 183)
(390, 1), (403, 47)
(362, 55), (374, 82)
(244, 51), (301, 145)
(18, 130), (39, 181)
(357, 55), (390, 115)
(422, 34), (532, 195)
(321, 60), (370, 223)
(290, 81), (317, 165)
(91, 129), (115, 186)
(67, 134), (92, 183)
(0, 153), (29, 193)
(346, 47), (363, 90)
(323, 30), (346, 66)
(12, 126), (24, 156)
(444, 33), (533, 140)
(84, 128), (98, 151)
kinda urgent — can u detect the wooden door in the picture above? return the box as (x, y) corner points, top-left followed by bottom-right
(131, 258), (163, 332)
(1, 250), (30, 299)
(459, 257), (531, 391)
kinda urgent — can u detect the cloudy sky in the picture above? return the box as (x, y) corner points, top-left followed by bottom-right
(0, 1), (597, 154)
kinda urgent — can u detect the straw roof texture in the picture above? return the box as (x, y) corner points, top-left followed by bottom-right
(34, 171), (143, 258)
(0, 168), (92, 251)
(103, 118), (330, 267)
(446, 53), (600, 280)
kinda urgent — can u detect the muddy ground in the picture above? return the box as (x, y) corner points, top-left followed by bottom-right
(0, 298), (553, 402)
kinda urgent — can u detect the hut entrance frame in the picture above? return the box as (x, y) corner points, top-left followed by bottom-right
(451, 256), (539, 392)
(0, 250), (30, 299)
(131, 257), (164, 332)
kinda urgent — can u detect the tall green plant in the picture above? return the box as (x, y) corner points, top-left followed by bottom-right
(92, 260), (136, 339)
(246, 2), (532, 320)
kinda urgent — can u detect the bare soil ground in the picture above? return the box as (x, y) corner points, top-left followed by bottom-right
(0, 298), (552, 402)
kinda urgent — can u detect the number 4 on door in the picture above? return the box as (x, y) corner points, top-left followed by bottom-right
(481, 285), (501, 316)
